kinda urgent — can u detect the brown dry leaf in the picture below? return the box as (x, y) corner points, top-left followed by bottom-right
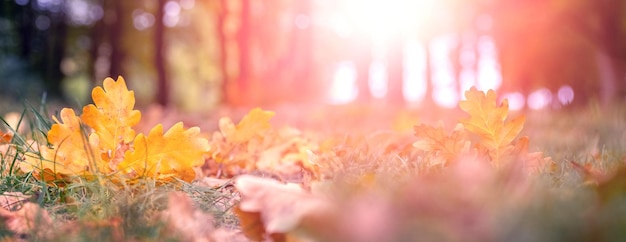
(0, 192), (30, 210)
(162, 192), (215, 242)
(234, 175), (333, 240)
(0, 203), (52, 239)
(233, 206), (266, 241)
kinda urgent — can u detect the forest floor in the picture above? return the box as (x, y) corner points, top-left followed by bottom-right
(1, 87), (626, 241)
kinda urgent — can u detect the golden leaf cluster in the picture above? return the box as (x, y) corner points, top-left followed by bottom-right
(414, 87), (552, 170)
(21, 76), (209, 184)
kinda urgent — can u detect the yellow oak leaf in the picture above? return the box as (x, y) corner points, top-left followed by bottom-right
(81, 76), (141, 160)
(23, 108), (103, 181)
(221, 108), (274, 143)
(459, 87), (525, 163)
(413, 123), (469, 165)
(118, 122), (209, 182)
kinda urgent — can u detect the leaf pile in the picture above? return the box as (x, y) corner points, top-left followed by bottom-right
(206, 108), (320, 181)
(226, 87), (561, 241)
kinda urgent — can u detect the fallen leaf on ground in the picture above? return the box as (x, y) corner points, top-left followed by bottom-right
(0, 130), (13, 143)
(234, 175), (333, 240)
(0, 203), (52, 239)
(118, 122), (210, 182)
(162, 192), (215, 242)
(459, 87), (525, 163)
(81, 76), (141, 161)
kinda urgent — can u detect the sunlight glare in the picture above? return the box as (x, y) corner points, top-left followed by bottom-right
(369, 60), (388, 98)
(329, 61), (359, 104)
(431, 34), (459, 107)
(403, 40), (427, 103)
(433, 87), (458, 108)
(476, 36), (501, 91)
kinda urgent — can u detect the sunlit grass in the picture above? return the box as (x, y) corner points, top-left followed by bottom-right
(0, 106), (235, 241)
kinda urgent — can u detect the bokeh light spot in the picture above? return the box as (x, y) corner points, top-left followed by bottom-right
(501, 92), (525, 111)
(528, 88), (552, 110)
(557, 85), (574, 105)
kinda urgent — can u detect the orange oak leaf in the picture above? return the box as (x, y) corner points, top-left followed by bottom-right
(413, 123), (470, 165)
(81, 76), (141, 160)
(510, 136), (554, 174)
(22, 108), (103, 179)
(0, 130), (13, 143)
(459, 87), (525, 163)
(118, 122), (209, 182)
(220, 108), (274, 143)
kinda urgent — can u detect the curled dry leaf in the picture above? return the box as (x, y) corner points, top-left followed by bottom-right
(162, 192), (215, 242)
(0, 203), (52, 239)
(161, 191), (246, 242)
(234, 175), (333, 240)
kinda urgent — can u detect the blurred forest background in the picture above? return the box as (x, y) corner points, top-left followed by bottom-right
(1, 0), (626, 112)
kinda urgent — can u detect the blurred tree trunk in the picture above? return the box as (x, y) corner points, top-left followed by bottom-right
(217, 0), (229, 103)
(89, 0), (104, 82)
(451, 37), (463, 98)
(43, 12), (67, 97)
(287, 0), (314, 102)
(355, 40), (371, 102)
(423, 40), (434, 107)
(155, 0), (169, 106)
(595, 0), (626, 104)
(238, 0), (251, 99)
(16, 1), (33, 59)
(108, 0), (124, 78)
(387, 37), (405, 105)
